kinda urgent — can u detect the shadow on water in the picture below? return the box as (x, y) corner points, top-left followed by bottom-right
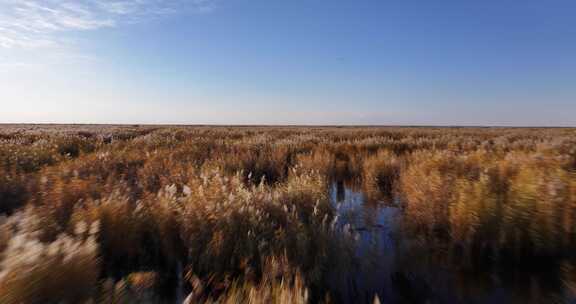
(328, 180), (576, 304)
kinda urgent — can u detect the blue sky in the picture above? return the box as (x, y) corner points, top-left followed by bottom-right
(0, 0), (575, 125)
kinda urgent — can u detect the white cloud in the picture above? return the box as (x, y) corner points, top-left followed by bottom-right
(0, 0), (216, 49)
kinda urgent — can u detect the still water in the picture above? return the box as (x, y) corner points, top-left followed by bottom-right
(329, 181), (576, 304)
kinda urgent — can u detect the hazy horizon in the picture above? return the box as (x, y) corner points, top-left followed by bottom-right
(1, 1), (575, 126)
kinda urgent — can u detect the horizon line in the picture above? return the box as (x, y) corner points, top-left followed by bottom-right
(0, 123), (574, 129)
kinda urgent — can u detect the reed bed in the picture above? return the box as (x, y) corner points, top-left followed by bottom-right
(0, 125), (574, 303)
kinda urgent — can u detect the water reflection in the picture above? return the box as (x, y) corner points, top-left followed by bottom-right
(329, 180), (401, 303)
(329, 181), (576, 304)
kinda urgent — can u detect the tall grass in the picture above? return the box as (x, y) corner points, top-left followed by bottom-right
(0, 125), (574, 302)
(362, 150), (400, 201)
(0, 211), (99, 304)
(400, 150), (576, 266)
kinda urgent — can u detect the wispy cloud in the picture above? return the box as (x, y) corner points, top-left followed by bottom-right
(0, 0), (216, 49)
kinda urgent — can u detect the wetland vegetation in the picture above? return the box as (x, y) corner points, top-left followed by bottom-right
(0, 125), (575, 303)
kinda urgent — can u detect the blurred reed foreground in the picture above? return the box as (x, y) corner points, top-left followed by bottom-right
(0, 125), (575, 303)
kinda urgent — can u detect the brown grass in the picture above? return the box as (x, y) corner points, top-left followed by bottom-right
(0, 125), (575, 302)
